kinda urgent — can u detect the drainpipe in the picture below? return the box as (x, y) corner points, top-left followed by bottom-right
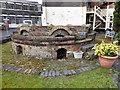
(105, 2), (109, 30)
(41, 3), (47, 26)
(93, 5), (96, 30)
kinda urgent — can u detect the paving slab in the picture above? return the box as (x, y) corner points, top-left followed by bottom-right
(70, 70), (76, 74)
(44, 71), (48, 77)
(67, 70), (72, 75)
(51, 71), (56, 76)
(24, 69), (29, 73)
(55, 71), (60, 76)
(40, 72), (45, 76)
(19, 68), (26, 73)
(16, 68), (22, 72)
(63, 70), (68, 75)
(27, 69), (32, 74)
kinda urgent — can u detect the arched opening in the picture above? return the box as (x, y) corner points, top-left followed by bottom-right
(52, 29), (69, 37)
(55, 34), (64, 37)
(20, 30), (29, 36)
(57, 48), (67, 59)
(16, 45), (23, 54)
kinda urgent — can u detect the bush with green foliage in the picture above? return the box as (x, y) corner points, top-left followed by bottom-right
(113, 1), (120, 32)
(114, 33), (120, 41)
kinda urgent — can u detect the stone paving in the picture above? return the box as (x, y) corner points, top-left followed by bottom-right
(112, 59), (120, 89)
(2, 60), (100, 77)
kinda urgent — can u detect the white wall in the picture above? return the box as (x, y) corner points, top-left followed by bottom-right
(101, 8), (115, 16)
(44, 7), (86, 26)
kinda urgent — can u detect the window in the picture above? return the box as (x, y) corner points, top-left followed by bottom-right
(16, 17), (23, 24)
(109, 22), (112, 28)
(34, 5), (38, 11)
(38, 5), (42, 12)
(6, 3), (14, 9)
(0, 2), (2, 8)
(1, 2), (6, 8)
(9, 16), (16, 24)
(0, 16), (3, 22)
(23, 5), (28, 10)
(110, 16), (113, 21)
(30, 5), (35, 11)
(15, 3), (22, 10)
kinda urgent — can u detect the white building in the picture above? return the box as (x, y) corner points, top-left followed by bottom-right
(41, 1), (115, 30)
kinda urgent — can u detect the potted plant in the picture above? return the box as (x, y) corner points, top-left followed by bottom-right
(92, 41), (119, 68)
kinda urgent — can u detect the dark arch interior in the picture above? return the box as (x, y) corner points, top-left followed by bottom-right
(21, 30), (29, 36)
(55, 34), (64, 37)
(57, 48), (67, 59)
(16, 46), (23, 54)
(52, 29), (69, 36)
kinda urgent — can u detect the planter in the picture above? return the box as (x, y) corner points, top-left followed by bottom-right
(73, 52), (84, 59)
(99, 55), (118, 68)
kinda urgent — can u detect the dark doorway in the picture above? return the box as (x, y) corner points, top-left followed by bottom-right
(55, 34), (64, 37)
(57, 48), (67, 59)
(16, 46), (23, 54)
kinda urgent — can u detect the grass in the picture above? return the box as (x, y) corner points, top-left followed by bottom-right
(2, 67), (117, 88)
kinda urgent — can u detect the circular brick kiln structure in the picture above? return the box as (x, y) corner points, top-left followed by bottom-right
(12, 25), (96, 59)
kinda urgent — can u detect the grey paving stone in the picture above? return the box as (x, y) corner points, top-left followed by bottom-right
(16, 68), (22, 72)
(89, 65), (95, 69)
(86, 66), (92, 70)
(2, 65), (8, 69)
(48, 70), (52, 76)
(30, 69), (36, 74)
(27, 69), (32, 74)
(19, 68), (26, 73)
(44, 71), (48, 76)
(67, 70), (72, 75)
(70, 70), (76, 74)
(33, 70), (39, 75)
(81, 68), (86, 72)
(7, 67), (16, 71)
(59, 71), (63, 76)
(63, 70), (68, 75)
(51, 71), (56, 76)
(83, 67), (89, 71)
(74, 69), (81, 74)
(86, 66), (91, 70)
(24, 69), (29, 73)
(118, 82), (120, 89)
(40, 72), (45, 76)
(55, 71), (60, 76)
(6, 66), (12, 71)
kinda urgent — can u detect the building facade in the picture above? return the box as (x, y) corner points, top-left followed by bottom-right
(42, 1), (115, 30)
(0, 0), (42, 28)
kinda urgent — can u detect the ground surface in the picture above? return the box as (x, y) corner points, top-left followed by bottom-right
(1, 32), (119, 88)
(2, 67), (117, 88)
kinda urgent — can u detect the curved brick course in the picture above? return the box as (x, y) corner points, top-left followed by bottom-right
(2, 63), (100, 77)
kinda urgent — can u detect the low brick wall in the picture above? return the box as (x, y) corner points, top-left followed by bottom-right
(12, 35), (93, 59)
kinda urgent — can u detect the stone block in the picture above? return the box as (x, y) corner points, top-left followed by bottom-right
(55, 71), (60, 76)
(44, 71), (48, 77)
(40, 72), (45, 76)
(70, 70), (76, 74)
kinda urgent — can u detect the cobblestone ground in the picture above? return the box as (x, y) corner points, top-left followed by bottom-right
(2, 57), (99, 76)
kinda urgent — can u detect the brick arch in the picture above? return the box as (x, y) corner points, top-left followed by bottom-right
(49, 26), (72, 36)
